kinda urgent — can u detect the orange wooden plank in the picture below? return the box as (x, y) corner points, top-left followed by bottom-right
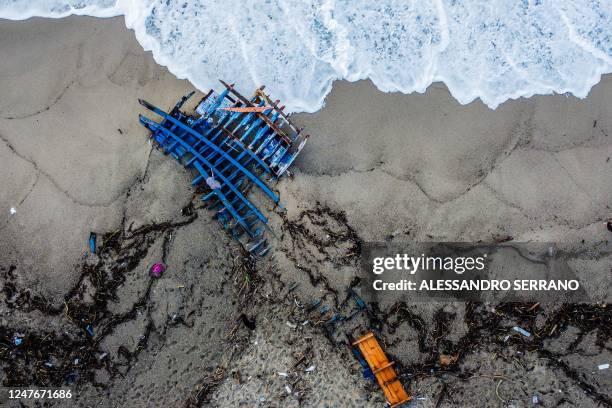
(372, 361), (395, 374)
(218, 106), (273, 113)
(353, 332), (411, 407)
(219, 80), (293, 145)
(351, 332), (374, 346)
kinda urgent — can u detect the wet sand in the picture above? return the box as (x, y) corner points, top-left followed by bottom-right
(0, 16), (611, 407)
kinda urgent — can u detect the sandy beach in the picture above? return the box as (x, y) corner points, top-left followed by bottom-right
(1, 16), (611, 407)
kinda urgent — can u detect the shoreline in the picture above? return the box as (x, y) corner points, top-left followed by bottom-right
(3, 5), (611, 114)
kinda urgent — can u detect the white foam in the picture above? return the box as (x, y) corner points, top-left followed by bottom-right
(1, 0), (611, 112)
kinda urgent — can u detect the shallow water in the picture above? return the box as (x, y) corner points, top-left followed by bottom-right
(1, 0), (611, 112)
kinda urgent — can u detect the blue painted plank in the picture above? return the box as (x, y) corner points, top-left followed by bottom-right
(140, 115), (269, 225)
(139, 99), (281, 206)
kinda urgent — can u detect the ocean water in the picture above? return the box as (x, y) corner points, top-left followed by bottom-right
(1, 0), (611, 112)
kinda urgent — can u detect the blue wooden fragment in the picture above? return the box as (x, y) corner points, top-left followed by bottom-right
(139, 99), (281, 206)
(137, 82), (309, 255)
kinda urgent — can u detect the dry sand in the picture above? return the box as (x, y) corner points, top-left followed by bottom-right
(0, 16), (611, 408)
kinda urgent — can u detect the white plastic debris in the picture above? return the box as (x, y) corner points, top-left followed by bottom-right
(277, 372), (288, 377)
(513, 326), (531, 337)
(304, 365), (316, 372)
(9, 207), (16, 215)
(205, 170), (221, 190)
(285, 385), (292, 394)
(598, 363), (609, 370)
(286, 321), (297, 329)
(532, 395), (539, 404)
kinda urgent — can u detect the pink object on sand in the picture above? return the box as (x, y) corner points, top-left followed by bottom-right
(150, 263), (166, 277)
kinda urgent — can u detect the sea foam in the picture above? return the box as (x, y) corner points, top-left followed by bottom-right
(1, 0), (611, 112)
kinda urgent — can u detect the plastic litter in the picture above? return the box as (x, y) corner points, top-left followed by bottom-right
(277, 372), (288, 377)
(285, 385), (292, 394)
(205, 175), (221, 190)
(533, 395), (539, 404)
(286, 321), (297, 329)
(309, 298), (322, 308)
(598, 363), (609, 370)
(9, 207), (16, 215)
(326, 314), (342, 324)
(13, 335), (23, 346)
(89, 232), (96, 254)
(85, 324), (94, 337)
(304, 365), (316, 372)
(150, 263), (166, 278)
(513, 326), (531, 337)
(349, 288), (367, 310)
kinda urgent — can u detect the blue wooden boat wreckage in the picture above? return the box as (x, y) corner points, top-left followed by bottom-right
(138, 80), (309, 256)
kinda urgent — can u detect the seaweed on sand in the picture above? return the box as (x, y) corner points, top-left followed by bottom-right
(280, 202), (362, 306)
(0, 214), (198, 388)
(184, 251), (263, 408)
(376, 302), (612, 407)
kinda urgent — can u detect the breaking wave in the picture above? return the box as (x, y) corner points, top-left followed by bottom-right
(1, 0), (611, 112)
